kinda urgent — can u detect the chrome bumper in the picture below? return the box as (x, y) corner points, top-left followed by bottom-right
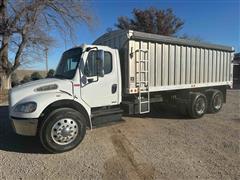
(11, 117), (38, 136)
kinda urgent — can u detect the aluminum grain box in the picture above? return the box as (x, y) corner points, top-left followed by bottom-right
(94, 30), (234, 94)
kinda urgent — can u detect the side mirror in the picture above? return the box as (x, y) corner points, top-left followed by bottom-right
(96, 50), (104, 77)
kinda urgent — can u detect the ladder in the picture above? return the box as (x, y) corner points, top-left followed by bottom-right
(135, 49), (150, 114)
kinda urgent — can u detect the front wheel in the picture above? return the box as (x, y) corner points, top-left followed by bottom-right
(39, 108), (86, 153)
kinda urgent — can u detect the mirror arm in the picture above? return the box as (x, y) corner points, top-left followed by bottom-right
(85, 47), (98, 52)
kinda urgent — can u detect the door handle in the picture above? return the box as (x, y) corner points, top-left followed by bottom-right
(112, 84), (117, 94)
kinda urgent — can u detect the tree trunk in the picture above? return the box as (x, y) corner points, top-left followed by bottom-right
(0, 73), (11, 90)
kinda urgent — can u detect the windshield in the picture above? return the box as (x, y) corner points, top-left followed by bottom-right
(55, 47), (82, 79)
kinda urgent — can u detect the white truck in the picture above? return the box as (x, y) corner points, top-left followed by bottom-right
(9, 30), (234, 153)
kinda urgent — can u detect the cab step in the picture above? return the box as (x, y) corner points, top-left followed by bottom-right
(91, 107), (123, 127)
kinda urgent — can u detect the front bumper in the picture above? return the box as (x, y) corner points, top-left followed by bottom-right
(11, 117), (38, 136)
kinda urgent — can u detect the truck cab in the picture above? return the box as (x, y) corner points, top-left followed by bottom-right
(9, 45), (122, 153)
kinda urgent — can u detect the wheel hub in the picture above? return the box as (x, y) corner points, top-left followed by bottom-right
(61, 127), (71, 137)
(195, 98), (205, 115)
(213, 94), (222, 109)
(51, 118), (79, 145)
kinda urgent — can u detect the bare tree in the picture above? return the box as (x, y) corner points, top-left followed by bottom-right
(0, 0), (93, 89)
(115, 7), (184, 36)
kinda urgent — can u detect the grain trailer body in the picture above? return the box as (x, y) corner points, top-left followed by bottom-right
(94, 30), (233, 94)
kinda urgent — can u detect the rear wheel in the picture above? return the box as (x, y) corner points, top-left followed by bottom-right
(188, 93), (207, 118)
(207, 90), (223, 113)
(39, 108), (86, 153)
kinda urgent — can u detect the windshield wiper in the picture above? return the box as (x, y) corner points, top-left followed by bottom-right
(54, 74), (67, 79)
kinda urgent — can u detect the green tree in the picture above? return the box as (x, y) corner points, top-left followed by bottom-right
(21, 75), (31, 84)
(46, 69), (55, 78)
(31, 72), (43, 81)
(179, 33), (203, 42)
(115, 7), (184, 36)
(11, 72), (19, 87)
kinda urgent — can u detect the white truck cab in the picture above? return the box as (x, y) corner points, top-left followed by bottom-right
(9, 45), (122, 153)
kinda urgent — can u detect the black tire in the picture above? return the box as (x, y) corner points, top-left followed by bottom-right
(188, 93), (207, 118)
(207, 90), (224, 113)
(179, 101), (188, 116)
(39, 108), (86, 153)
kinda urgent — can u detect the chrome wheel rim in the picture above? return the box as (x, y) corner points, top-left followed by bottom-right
(51, 118), (78, 145)
(195, 98), (205, 115)
(213, 94), (222, 110)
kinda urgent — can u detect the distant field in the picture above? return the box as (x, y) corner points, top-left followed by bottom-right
(0, 70), (46, 104)
(15, 69), (47, 81)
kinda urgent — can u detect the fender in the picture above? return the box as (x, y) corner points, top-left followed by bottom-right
(10, 92), (72, 118)
(10, 92), (92, 128)
(39, 99), (91, 128)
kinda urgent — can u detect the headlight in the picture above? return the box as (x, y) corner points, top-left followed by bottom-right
(14, 102), (37, 113)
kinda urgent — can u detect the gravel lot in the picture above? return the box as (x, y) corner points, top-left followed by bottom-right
(0, 90), (239, 180)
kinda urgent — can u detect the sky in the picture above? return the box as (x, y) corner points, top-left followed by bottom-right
(28, 0), (240, 70)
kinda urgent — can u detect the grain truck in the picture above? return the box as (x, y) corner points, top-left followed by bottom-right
(9, 30), (234, 153)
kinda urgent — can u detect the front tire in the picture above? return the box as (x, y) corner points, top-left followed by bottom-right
(39, 108), (86, 153)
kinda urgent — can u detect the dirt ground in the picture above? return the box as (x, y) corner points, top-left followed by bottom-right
(0, 90), (239, 180)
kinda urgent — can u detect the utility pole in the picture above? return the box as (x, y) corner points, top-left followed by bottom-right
(64, 36), (67, 50)
(45, 47), (48, 73)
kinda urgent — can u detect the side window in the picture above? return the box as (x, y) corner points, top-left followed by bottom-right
(84, 51), (97, 77)
(84, 51), (112, 77)
(104, 52), (112, 74)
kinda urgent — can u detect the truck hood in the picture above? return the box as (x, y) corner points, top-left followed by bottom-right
(9, 78), (73, 107)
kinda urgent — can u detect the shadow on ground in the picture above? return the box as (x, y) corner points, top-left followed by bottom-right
(0, 106), (45, 154)
(0, 103), (188, 154)
(124, 103), (190, 120)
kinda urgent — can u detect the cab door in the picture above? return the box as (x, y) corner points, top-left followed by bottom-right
(80, 47), (120, 107)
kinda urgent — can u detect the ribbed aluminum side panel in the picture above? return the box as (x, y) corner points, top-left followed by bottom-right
(204, 49), (208, 83)
(94, 31), (233, 94)
(226, 52), (229, 81)
(128, 40), (233, 92)
(208, 50), (212, 82)
(195, 48), (200, 83)
(156, 43), (162, 86)
(191, 48), (196, 84)
(149, 42), (155, 86)
(175, 46), (181, 85)
(181, 47), (186, 84)
(212, 50), (216, 82)
(200, 49), (204, 83)
(162, 44), (169, 86)
(186, 47), (191, 84)
(169, 45), (175, 85)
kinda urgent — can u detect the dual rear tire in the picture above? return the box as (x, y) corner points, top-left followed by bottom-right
(186, 90), (223, 118)
(206, 90), (224, 113)
(188, 93), (207, 118)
